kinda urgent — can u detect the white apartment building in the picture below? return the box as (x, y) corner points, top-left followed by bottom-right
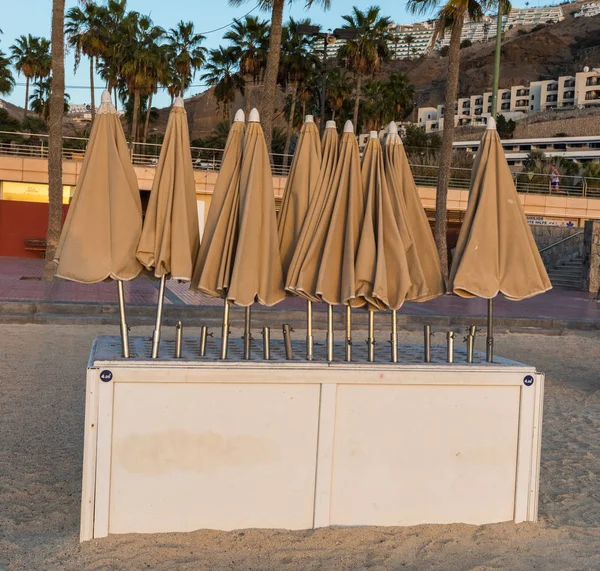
(575, 2), (600, 17)
(418, 68), (600, 133)
(67, 103), (92, 115)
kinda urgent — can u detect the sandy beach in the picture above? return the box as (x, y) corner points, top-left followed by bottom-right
(0, 323), (599, 570)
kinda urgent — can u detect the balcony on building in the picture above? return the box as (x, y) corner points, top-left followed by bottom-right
(475, 97), (483, 106)
(548, 83), (558, 92)
(515, 100), (528, 107)
(564, 79), (575, 88)
(462, 101), (470, 108)
(501, 102), (510, 110)
(516, 89), (529, 97)
(585, 91), (600, 101)
(586, 77), (600, 86)
(563, 91), (575, 100)
(501, 92), (511, 100)
(546, 94), (558, 103)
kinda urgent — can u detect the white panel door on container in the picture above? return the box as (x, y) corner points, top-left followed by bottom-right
(108, 382), (320, 533)
(329, 384), (521, 526)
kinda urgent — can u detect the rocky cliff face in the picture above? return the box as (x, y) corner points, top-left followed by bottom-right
(166, 13), (600, 136)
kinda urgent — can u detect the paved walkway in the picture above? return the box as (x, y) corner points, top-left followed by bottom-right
(1, 257), (598, 323)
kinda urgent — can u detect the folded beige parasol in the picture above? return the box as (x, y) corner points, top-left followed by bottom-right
(355, 131), (412, 311)
(277, 115), (322, 278)
(55, 90), (142, 283)
(384, 121), (445, 301)
(285, 120), (339, 300)
(448, 118), (552, 300)
(190, 109), (245, 297)
(226, 108), (285, 307)
(314, 120), (365, 307)
(136, 97), (199, 281)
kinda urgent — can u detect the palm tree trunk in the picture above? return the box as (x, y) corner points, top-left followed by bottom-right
(24, 76), (30, 114)
(181, 72), (186, 97)
(435, 17), (464, 283)
(113, 86), (118, 111)
(261, 0), (285, 153)
(283, 83), (297, 169)
(353, 74), (362, 130)
(89, 57), (96, 122)
(131, 89), (140, 141)
(44, 0), (65, 280)
(143, 92), (153, 144)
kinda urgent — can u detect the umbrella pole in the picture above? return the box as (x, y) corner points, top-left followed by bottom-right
(367, 310), (375, 363)
(326, 304), (334, 362)
(220, 299), (230, 360)
(345, 306), (352, 362)
(243, 305), (252, 360)
(390, 310), (398, 363)
(117, 280), (130, 359)
(306, 300), (313, 361)
(151, 275), (166, 359)
(486, 298), (494, 363)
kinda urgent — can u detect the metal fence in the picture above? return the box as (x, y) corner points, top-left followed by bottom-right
(1, 130), (600, 198)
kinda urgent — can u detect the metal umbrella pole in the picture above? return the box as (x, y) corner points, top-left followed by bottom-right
(390, 310), (398, 363)
(326, 304), (334, 362)
(117, 280), (130, 358)
(486, 298), (494, 363)
(306, 300), (313, 361)
(345, 306), (352, 362)
(220, 299), (230, 360)
(151, 275), (166, 359)
(243, 306), (252, 360)
(367, 310), (375, 362)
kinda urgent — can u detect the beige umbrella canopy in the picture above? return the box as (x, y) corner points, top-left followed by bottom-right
(286, 120), (339, 299)
(384, 121), (444, 301)
(277, 115), (321, 278)
(55, 90), (142, 283)
(190, 109), (245, 297)
(355, 132), (412, 311)
(226, 108), (285, 307)
(137, 97), (199, 280)
(448, 118), (551, 300)
(315, 120), (365, 307)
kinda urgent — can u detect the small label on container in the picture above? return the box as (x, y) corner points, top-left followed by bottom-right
(100, 370), (113, 383)
(523, 375), (534, 387)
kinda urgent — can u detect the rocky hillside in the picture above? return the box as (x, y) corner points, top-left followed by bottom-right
(176, 11), (600, 138)
(387, 12), (600, 108)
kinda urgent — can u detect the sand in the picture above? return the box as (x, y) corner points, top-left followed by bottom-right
(0, 324), (599, 570)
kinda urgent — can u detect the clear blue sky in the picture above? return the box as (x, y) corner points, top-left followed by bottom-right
(1, 0), (534, 110)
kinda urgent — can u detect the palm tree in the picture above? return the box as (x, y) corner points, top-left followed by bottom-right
(408, 0), (491, 279)
(119, 12), (165, 140)
(29, 77), (70, 120)
(45, 0), (65, 279)
(166, 21), (206, 97)
(202, 46), (245, 122)
(224, 16), (269, 84)
(279, 17), (320, 162)
(361, 79), (388, 130)
(0, 50), (15, 96)
(96, 0), (128, 109)
(10, 35), (51, 113)
(142, 44), (169, 144)
(65, 1), (107, 122)
(386, 73), (415, 120)
(337, 6), (392, 130)
(404, 34), (415, 57)
(325, 68), (351, 120)
(389, 31), (401, 59)
(228, 0), (331, 152)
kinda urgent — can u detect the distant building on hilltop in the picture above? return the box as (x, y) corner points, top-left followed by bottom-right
(416, 68), (600, 133)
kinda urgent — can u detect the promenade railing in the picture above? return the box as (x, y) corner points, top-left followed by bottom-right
(1, 130), (599, 199)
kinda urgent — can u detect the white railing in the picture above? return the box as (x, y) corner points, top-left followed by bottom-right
(1, 130), (599, 198)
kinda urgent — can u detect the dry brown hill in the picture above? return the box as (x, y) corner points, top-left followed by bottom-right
(177, 11), (600, 137)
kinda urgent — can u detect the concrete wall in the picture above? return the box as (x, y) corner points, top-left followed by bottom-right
(583, 219), (600, 296)
(530, 225), (583, 269)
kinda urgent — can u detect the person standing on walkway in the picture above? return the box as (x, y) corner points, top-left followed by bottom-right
(550, 165), (560, 194)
